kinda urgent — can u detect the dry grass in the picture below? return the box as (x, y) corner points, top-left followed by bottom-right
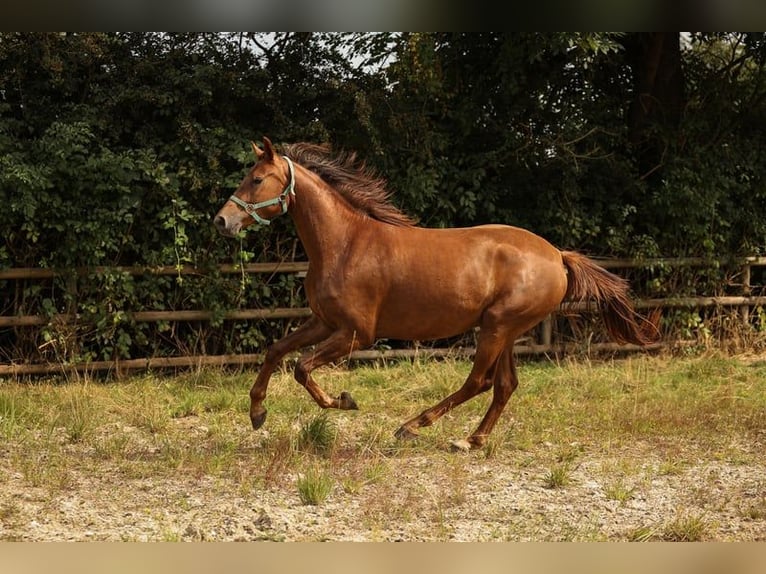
(1, 351), (765, 540)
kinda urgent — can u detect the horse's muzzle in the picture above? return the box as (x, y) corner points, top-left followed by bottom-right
(213, 214), (239, 237)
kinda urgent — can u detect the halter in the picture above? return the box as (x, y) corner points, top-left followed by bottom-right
(228, 156), (295, 226)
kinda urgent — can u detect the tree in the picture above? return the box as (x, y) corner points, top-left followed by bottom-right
(3, 32), (766, 364)
(622, 32), (685, 183)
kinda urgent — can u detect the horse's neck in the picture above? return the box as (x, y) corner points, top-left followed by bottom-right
(290, 173), (360, 265)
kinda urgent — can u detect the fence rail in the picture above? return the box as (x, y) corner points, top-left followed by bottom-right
(0, 261), (310, 280)
(1, 256), (764, 376)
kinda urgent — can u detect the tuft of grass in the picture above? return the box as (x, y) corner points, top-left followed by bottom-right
(119, 379), (171, 434)
(657, 457), (685, 476)
(159, 527), (182, 542)
(297, 413), (337, 455)
(132, 406), (170, 434)
(92, 430), (136, 461)
(0, 391), (23, 438)
(626, 525), (658, 542)
(555, 443), (584, 464)
(296, 465), (334, 505)
(201, 389), (238, 413)
(13, 443), (73, 490)
(660, 513), (712, 541)
(603, 479), (636, 504)
(363, 457), (390, 484)
(56, 385), (99, 442)
(171, 390), (203, 418)
(738, 499), (766, 521)
(339, 455), (391, 495)
(628, 513), (712, 542)
(543, 462), (573, 489)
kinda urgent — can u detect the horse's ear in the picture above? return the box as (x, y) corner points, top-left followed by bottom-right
(262, 136), (276, 161)
(251, 141), (263, 159)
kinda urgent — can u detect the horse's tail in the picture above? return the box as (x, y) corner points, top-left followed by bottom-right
(561, 251), (660, 346)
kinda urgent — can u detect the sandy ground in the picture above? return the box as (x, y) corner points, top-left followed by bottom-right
(2, 435), (764, 542)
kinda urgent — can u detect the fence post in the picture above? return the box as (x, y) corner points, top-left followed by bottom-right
(541, 316), (553, 347)
(741, 262), (751, 325)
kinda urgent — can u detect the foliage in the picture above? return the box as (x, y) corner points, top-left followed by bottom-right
(1, 32), (765, 363)
(0, 33), (339, 362)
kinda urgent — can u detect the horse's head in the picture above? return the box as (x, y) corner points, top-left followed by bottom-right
(213, 136), (295, 236)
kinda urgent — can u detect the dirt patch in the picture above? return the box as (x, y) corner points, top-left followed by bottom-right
(2, 438), (764, 541)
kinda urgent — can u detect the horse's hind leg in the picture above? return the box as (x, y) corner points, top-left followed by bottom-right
(450, 346), (519, 451)
(249, 315), (332, 429)
(394, 327), (507, 442)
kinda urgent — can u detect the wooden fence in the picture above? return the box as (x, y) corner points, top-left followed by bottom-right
(1, 256), (765, 376)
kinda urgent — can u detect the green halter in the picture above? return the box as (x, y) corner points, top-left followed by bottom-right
(228, 156), (295, 226)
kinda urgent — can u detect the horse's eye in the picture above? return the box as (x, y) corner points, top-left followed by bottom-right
(252, 177), (263, 186)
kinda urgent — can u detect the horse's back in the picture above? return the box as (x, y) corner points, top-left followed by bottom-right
(399, 223), (565, 277)
(463, 223), (562, 254)
(384, 222), (565, 290)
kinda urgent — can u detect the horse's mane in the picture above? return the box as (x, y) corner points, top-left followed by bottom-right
(282, 142), (417, 227)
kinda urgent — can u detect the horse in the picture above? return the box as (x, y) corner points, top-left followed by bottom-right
(213, 137), (659, 451)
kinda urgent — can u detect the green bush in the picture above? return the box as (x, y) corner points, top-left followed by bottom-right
(2, 33), (765, 364)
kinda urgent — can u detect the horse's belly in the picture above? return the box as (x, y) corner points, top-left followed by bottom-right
(374, 295), (483, 341)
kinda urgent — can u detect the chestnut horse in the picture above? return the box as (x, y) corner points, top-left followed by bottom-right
(214, 137), (659, 451)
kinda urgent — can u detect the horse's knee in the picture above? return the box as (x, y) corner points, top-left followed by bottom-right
(263, 344), (283, 366)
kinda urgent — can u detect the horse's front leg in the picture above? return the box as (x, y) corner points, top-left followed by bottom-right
(250, 315), (332, 429)
(293, 328), (372, 411)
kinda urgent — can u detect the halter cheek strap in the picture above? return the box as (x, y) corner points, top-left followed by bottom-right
(228, 156), (295, 226)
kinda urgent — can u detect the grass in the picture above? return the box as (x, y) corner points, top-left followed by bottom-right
(543, 463), (574, 489)
(2, 353), (765, 471)
(298, 413), (337, 455)
(296, 465), (335, 505)
(660, 513), (712, 541)
(627, 512), (712, 541)
(57, 384), (99, 442)
(1, 352), (765, 540)
(603, 478), (636, 504)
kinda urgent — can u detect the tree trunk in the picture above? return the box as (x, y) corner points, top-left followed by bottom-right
(622, 33), (685, 183)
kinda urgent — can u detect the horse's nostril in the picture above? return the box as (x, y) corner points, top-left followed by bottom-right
(213, 215), (226, 230)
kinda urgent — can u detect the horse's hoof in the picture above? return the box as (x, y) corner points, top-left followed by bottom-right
(250, 408), (267, 430)
(338, 391), (358, 410)
(449, 439), (472, 453)
(394, 426), (419, 441)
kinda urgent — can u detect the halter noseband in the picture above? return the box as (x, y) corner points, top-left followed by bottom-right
(228, 156), (295, 226)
